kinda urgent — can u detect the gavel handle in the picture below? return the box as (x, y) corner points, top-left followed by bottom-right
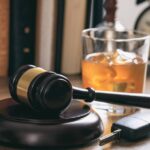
(73, 87), (150, 109)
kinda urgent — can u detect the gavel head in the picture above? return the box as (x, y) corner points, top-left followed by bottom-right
(9, 65), (73, 114)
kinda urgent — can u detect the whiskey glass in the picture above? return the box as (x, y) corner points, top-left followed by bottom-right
(82, 28), (150, 115)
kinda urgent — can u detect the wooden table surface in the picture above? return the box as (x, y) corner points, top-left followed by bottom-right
(0, 76), (150, 150)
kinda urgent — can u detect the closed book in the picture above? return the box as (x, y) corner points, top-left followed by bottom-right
(61, 0), (87, 75)
(0, 0), (9, 77)
(36, 0), (57, 71)
(93, 0), (103, 27)
(54, 0), (65, 73)
(85, 0), (103, 28)
(85, 0), (93, 28)
(9, 0), (37, 76)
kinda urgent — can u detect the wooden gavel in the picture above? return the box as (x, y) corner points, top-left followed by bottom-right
(9, 65), (150, 114)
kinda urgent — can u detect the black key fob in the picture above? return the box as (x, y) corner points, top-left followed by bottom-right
(111, 111), (150, 141)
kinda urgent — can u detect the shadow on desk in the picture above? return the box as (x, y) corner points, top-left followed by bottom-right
(0, 141), (101, 150)
(0, 77), (150, 150)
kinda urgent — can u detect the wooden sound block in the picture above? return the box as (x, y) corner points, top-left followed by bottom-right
(0, 99), (103, 148)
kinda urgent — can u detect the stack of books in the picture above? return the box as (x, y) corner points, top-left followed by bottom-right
(0, 0), (103, 77)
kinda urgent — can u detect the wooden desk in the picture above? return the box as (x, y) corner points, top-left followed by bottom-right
(0, 77), (10, 99)
(0, 76), (150, 150)
(69, 75), (150, 150)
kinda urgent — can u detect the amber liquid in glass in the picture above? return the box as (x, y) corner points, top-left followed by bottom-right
(82, 51), (146, 93)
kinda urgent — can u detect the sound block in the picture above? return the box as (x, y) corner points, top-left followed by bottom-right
(0, 99), (103, 148)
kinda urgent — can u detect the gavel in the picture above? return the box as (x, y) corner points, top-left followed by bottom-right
(9, 65), (150, 114)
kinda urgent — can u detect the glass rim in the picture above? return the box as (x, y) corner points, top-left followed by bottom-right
(82, 28), (150, 42)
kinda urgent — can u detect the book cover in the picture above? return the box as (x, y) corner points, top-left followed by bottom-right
(92, 0), (103, 27)
(9, 0), (37, 76)
(85, 0), (93, 28)
(36, 0), (57, 71)
(86, 0), (103, 28)
(61, 0), (87, 75)
(54, 0), (66, 73)
(0, 0), (9, 77)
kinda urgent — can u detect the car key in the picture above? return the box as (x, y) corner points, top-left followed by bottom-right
(99, 111), (150, 146)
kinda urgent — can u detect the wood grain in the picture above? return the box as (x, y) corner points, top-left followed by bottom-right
(0, 77), (10, 99)
(0, 77), (150, 149)
(0, 0), (9, 77)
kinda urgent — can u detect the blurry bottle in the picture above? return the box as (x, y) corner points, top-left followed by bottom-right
(82, 0), (147, 116)
(96, 0), (126, 53)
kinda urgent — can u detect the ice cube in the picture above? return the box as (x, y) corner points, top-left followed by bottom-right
(113, 82), (127, 92)
(112, 49), (137, 64)
(126, 82), (136, 92)
(133, 56), (144, 64)
(85, 52), (111, 64)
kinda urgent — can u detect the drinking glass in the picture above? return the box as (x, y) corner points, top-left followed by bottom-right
(81, 28), (150, 115)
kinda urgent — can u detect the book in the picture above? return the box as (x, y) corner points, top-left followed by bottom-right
(85, 0), (94, 28)
(9, 0), (37, 76)
(0, 0), (9, 77)
(85, 0), (103, 28)
(92, 0), (103, 27)
(61, 0), (87, 75)
(36, 0), (57, 71)
(54, 0), (66, 73)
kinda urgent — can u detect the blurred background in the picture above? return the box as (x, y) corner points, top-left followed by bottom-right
(0, 0), (150, 78)
(117, 0), (148, 29)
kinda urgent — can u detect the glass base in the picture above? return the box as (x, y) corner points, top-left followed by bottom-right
(107, 104), (140, 116)
(91, 101), (139, 116)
